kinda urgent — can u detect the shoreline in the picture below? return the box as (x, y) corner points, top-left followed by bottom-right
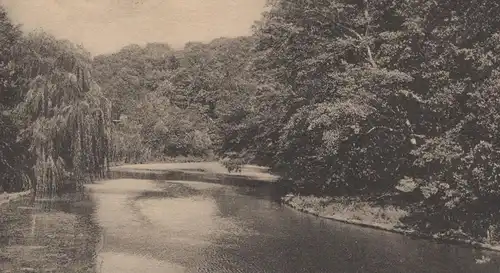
(6, 164), (500, 255)
(108, 162), (279, 186)
(282, 194), (500, 254)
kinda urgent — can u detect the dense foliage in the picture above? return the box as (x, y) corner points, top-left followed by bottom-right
(0, 7), (32, 193)
(214, 0), (500, 240)
(0, 7), (110, 194)
(3, 0), (500, 242)
(18, 33), (111, 194)
(93, 37), (255, 163)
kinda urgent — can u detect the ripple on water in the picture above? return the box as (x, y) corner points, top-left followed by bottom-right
(136, 195), (255, 239)
(0, 193), (100, 273)
(97, 252), (185, 273)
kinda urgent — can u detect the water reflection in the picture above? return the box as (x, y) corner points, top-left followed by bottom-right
(3, 178), (500, 273)
(88, 178), (500, 273)
(0, 192), (99, 273)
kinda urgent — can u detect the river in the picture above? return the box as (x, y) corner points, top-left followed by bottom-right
(2, 176), (500, 272)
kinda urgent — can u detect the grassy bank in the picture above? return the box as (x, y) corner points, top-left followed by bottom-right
(282, 194), (500, 253)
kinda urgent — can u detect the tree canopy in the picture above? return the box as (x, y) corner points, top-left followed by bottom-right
(0, 8), (111, 194)
(215, 0), (500, 237)
(3, 0), (500, 241)
(94, 37), (255, 163)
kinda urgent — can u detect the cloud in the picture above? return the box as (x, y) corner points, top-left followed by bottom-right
(1, 0), (266, 55)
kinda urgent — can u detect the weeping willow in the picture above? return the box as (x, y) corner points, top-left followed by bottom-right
(18, 37), (111, 195)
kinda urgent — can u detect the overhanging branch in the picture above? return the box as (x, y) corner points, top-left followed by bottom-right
(336, 23), (377, 68)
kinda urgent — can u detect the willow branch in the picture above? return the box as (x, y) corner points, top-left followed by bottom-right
(363, 126), (426, 139)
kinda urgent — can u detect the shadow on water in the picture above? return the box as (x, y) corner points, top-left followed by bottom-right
(120, 176), (499, 273)
(109, 168), (287, 204)
(107, 169), (275, 188)
(18, 170), (498, 273)
(0, 191), (101, 273)
(189, 185), (500, 273)
(109, 171), (287, 202)
(134, 182), (203, 200)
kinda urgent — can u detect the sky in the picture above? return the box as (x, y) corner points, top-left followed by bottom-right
(1, 0), (267, 55)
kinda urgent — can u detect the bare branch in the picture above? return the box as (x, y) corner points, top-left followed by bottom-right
(336, 23), (377, 68)
(363, 0), (370, 35)
(337, 23), (363, 40)
(0, 140), (14, 152)
(365, 42), (377, 68)
(0, 159), (15, 170)
(363, 126), (426, 141)
(365, 126), (396, 135)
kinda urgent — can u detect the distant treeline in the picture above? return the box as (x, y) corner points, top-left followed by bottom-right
(92, 37), (256, 163)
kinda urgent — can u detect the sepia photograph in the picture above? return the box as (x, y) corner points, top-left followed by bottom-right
(1, 0), (500, 272)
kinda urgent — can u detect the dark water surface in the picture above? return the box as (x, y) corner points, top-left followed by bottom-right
(0, 192), (100, 272)
(2, 178), (500, 273)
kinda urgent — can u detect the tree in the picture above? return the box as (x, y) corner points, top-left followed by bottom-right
(0, 6), (32, 192)
(96, 37), (256, 162)
(224, 0), (500, 239)
(17, 32), (111, 195)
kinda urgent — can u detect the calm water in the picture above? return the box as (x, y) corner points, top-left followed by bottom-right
(0, 192), (100, 272)
(2, 178), (500, 273)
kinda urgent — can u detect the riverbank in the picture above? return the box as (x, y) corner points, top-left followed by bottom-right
(111, 162), (276, 178)
(109, 162), (279, 187)
(108, 162), (500, 255)
(0, 190), (32, 207)
(282, 194), (500, 254)
(109, 155), (213, 167)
